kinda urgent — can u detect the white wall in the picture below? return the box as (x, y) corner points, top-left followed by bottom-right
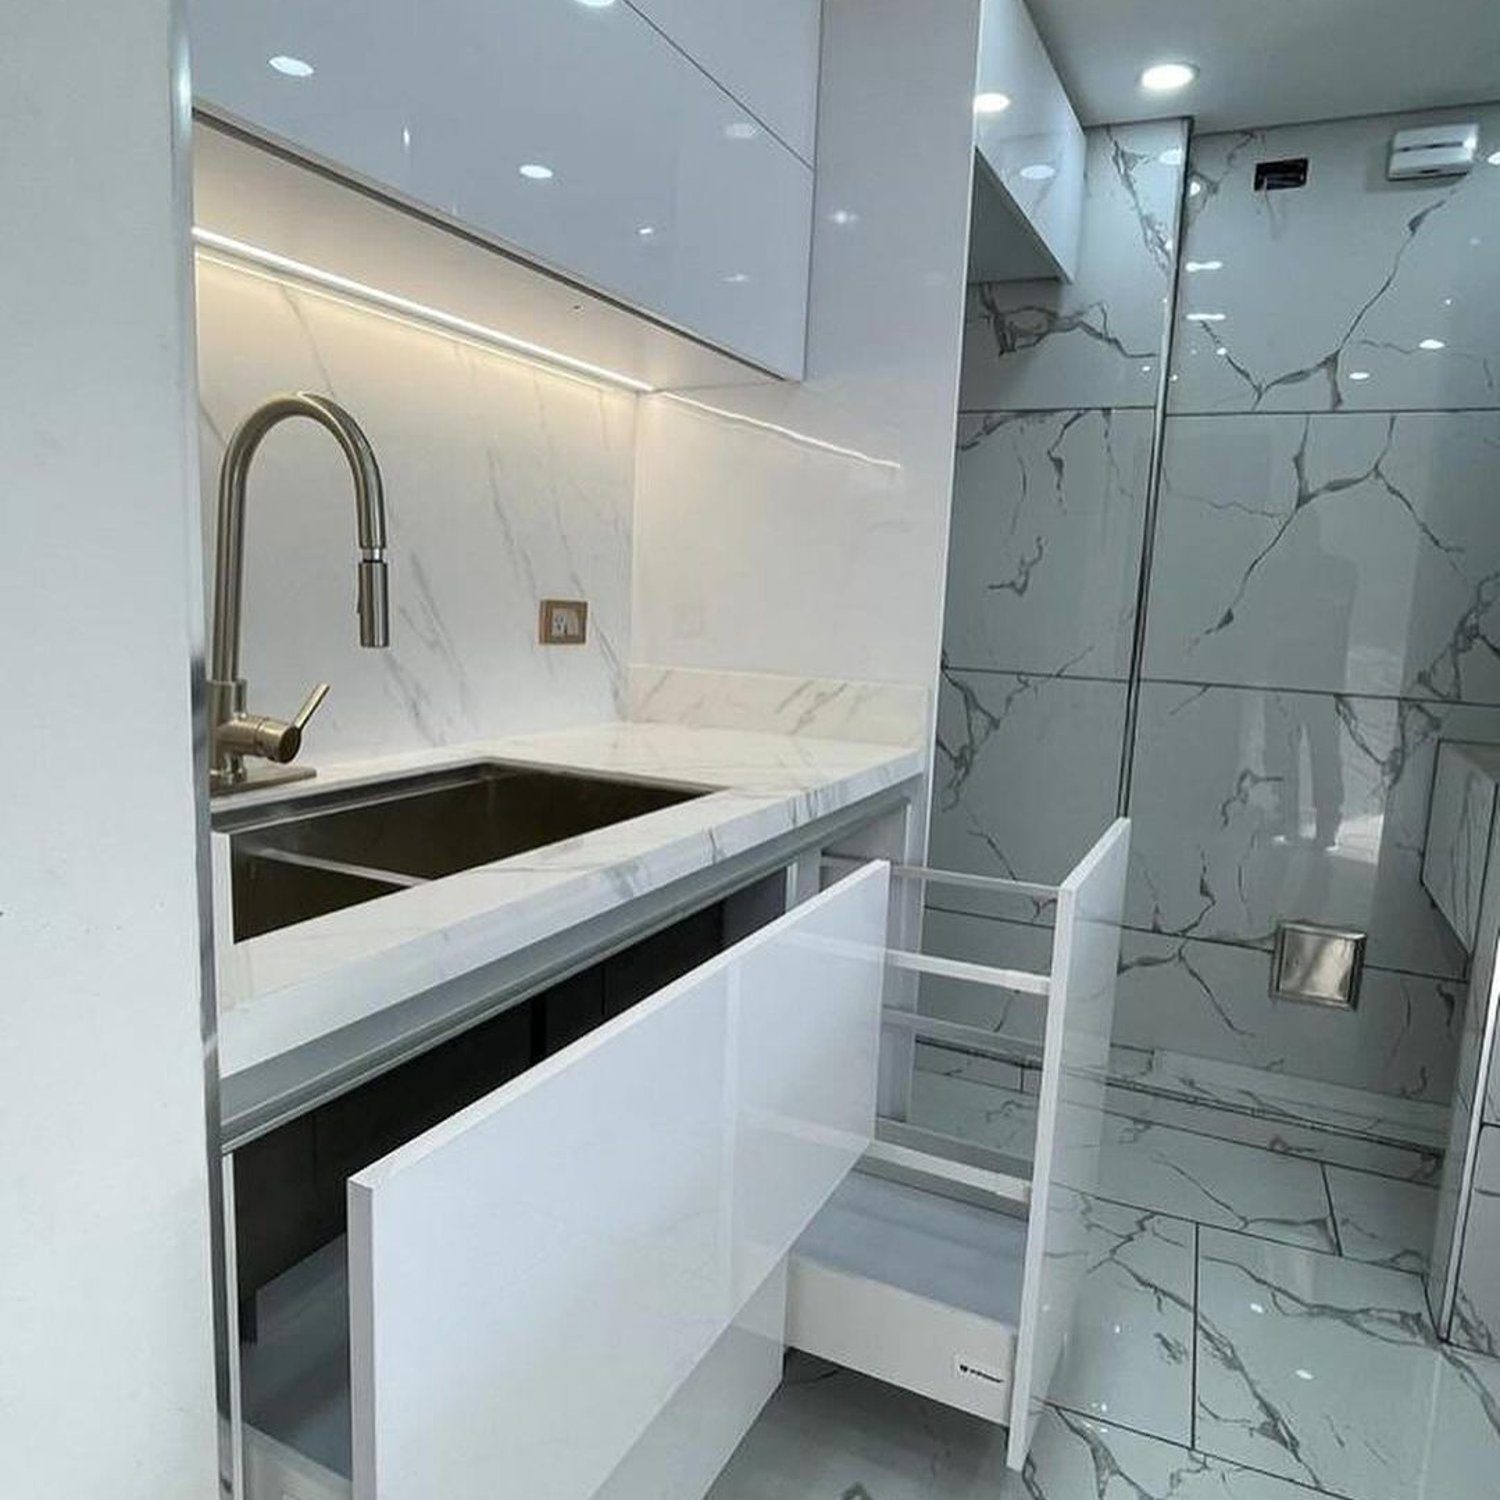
(0, 3), (219, 1497)
(196, 260), (637, 760)
(630, 0), (980, 754)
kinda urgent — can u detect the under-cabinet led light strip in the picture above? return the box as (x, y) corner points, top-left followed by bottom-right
(190, 227), (656, 393)
(655, 392), (903, 473)
(192, 229), (904, 471)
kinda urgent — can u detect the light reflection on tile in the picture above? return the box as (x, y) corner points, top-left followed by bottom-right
(1048, 1198), (1195, 1444)
(1171, 107), (1500, 415)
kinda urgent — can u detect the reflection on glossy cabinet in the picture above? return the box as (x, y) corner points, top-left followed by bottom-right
(627, 0), (822, 163)
(187, 0), (814, 375)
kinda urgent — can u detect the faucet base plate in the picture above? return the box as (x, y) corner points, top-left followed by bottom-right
(211, 763), (318, 799)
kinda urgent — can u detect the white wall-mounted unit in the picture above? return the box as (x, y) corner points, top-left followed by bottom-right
(230, 817), (1130, 1497)
(969, 0), (1085, 282)
(187, 0), (815, 376)
(1388, 121), (1479, 180)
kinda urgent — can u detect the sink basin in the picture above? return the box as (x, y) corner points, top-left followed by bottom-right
(215, 761), (709, 941)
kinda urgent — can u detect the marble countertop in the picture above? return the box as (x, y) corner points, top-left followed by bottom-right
(215, 721), (923, 1079)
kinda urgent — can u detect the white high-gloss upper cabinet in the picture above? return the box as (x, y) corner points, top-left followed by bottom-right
(626, 0), (821, 164)
(187, 0), (814, 376)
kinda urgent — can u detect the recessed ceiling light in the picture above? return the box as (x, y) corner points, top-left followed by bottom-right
(1186, 311), (1226, 323)
(1158, 147), (1185, 168)
(973, 91), (1012, 116)
(829, 208), (860, 226)
(269, 55), (314, 77)
(1488, 150), (1500, 166)
(636, 224), (656, 237)
(575, 0), (616, 6)
(723, 272), (751, 284)
(724, 121), (760, 141)
(1347, 370), (1372, 381)
(518, 163), (554, 180)
(1418, 337), (1446, 350)
(1185, 259), (1223, 272)
(1020, 163), (1056, 181)
(1140, 61), (1198, 93)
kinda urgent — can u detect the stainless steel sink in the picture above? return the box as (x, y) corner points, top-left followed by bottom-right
(214, 761), (709, 941)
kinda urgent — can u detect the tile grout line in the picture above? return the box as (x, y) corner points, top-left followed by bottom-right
(1191, 1220), (1201, 1454)
(1321, 1163), (1345, 1258)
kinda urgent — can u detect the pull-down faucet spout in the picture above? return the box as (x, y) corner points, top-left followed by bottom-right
(208, 391), (391, 793)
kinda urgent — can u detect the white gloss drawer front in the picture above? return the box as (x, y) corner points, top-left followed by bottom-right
(187, 0), (814, 376)
(344, 861), (888, 1499)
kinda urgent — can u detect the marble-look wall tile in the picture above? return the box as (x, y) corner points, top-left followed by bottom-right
(1171, 106), (1500, 415)
(1423, 741), (1500, 953)
(945, 409), (1153, 678)
(916, 907), (1459, 1108)
(1452, 1124), (1500, 1356)
(626, 664), (928, 746)
(930, 668), (1125, 886)
(196, 260), (635, 761)
(1126, 681), (1500, 976)
(962, 120), (1186, 411)
(1116, 931), (1461, 1104)
(1146, 412), (1500, 702)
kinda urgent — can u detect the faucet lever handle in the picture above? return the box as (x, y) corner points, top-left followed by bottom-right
(293, 682), (331, 735)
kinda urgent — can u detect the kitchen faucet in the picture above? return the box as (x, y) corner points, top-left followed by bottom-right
(208, 392), (389, 793)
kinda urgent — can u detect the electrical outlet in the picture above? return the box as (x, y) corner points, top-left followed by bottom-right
(539, 598), (588, 645)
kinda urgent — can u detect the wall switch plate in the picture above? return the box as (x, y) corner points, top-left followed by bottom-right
(539, 598), (588, 645)
(1271, 920), (1365, 1009)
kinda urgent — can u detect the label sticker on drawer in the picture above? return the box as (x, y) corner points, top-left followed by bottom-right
(954, 1354), (1007, 1388)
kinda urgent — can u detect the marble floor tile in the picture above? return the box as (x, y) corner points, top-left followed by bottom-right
(1093, 1117), (1338, 1254)
(1325, 1165), (1438, 1276)
(907, 1073), (1338, 1252)
(705, 1356), (1317, 1500)
(1048, 1198), (1196, 1444)
(1196, 1228), (1500, 1500)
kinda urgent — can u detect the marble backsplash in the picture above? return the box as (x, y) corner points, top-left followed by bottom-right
(195, 258), (636, 761)
(629, 665), (929, 747)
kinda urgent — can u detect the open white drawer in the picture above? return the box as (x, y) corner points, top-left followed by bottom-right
(791, 817), (1131, 1469)
(234, 817), (1131, 1495)
(235, 860), (892, 1500)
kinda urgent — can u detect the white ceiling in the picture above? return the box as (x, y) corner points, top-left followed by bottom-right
(1027, 0), (1500, 133)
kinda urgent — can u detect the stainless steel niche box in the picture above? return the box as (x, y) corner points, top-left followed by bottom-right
(1271, 920), (1365, 1010)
